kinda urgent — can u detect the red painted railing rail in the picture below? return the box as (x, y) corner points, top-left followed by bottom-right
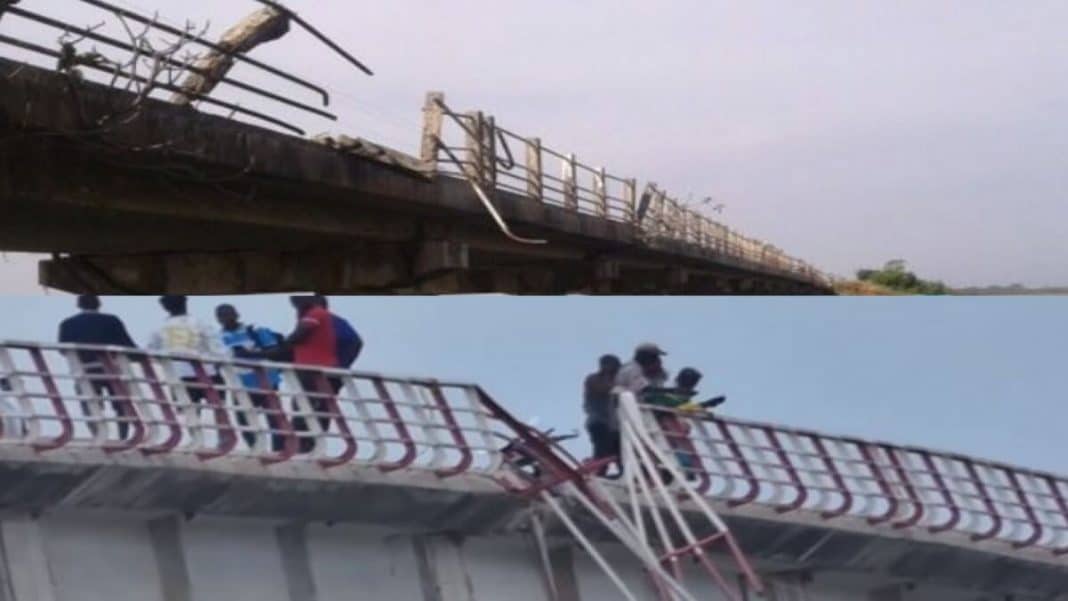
(647, 406), (1068, 558)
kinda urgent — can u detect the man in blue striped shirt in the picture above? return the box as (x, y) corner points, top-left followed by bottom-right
(215, 304), (285, 451)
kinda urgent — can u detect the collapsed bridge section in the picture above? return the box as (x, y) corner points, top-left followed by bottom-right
(0, 0), (832, 294)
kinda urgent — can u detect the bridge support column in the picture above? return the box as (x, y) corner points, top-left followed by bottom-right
(412, 534), (475, 601)
(667, 267), (690, 292)
(276, 524), (318, 601)
(545, 545), (582, 601)
(591, 259), (622, 294)
(416, 240), (470, 280)
(0, 517), (57, 601)
(148, 517), (193, 601)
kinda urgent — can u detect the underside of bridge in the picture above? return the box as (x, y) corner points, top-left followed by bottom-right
(0, 452), (1064, 601)
(0, 58), (832, 295)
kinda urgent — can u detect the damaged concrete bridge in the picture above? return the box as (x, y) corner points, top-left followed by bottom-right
(0, 0), (833, 294)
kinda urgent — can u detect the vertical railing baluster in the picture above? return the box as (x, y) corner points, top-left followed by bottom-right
(563, 153), (578, 211)
(526, 136), (543, 202)
(484, 115), (498, 190)
(421, 91), (445, 172)
(27, 347), (73, 451)
(464, 110), (484, 185)
(625, 178), (638, 223)
(595, 167), (608, 217)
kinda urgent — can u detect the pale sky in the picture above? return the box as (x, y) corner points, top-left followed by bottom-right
(1, 1), (1067, 289)
(0, 295), (1064, 474)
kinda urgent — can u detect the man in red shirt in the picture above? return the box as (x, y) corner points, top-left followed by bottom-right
(289, 296), (338, 368)
(287, 296), (341, 453)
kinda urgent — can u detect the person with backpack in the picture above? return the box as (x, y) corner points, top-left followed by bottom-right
(312, 296), (363, 368)
(215, 303), (286, 451)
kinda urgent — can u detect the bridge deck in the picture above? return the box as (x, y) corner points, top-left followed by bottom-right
(0, 58), (831, 294)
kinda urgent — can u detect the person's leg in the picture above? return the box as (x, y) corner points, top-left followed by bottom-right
(588, 421), (609, 459)
(80, 367), (108, 439)
(258, 389), (286, 452)
(182, 376), (208, 404)
(607, 428), (622, 470)
(234, 392), (258, 449)
(96, 380), (131, 441)
(315, 376), (343, 433)
(588, 422), (620, 477)
(294, 371), (319, 453)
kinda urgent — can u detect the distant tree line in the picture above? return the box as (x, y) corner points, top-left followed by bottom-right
(856, 260), (949, 295)
(952, 285), (1068, 296)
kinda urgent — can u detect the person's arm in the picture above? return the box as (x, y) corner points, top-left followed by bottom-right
(146, 329), (163, 351)
(286, 317), (318, 346)
(242, 323), (308, 362)
(58, 320), (69, 344)
(254, 327), (278, 350)
(200, 322), (226, 357)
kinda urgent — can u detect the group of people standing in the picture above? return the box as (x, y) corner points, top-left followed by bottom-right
(52, 294), (364, 452)
(583, 343), (721, 477)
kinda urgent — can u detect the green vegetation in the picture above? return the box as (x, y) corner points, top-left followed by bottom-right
(856, 260), (949, 295)
(833, 279), (900, 296)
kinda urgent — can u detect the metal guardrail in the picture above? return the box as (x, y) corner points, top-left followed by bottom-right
(422, 93), (832, 289)
(0, 341), (1062, 560)
(644, 404), (1068, 558)
(0, 340), (507, 473)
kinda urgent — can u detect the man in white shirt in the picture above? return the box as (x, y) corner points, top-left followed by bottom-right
(616, 342), (669, 396)
(148, 296), (225, 403)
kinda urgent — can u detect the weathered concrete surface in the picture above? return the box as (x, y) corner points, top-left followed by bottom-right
(0, 58), (831, 295)
(0, 448), (1064, 600)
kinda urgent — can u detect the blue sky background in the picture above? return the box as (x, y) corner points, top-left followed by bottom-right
(0, 295), (1064, 474)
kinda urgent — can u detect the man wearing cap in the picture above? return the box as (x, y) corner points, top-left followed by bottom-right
(616, 342), (669, 396)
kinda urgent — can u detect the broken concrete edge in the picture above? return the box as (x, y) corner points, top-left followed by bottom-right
(311, 133), (433, 179)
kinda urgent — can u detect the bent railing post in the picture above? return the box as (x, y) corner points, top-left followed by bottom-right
(421, 91), (446, 171)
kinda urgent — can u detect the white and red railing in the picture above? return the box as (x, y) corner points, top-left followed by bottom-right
(0, 341), (1064, 560)
(0, 340), (508, 475)
(647, 404), (1068, 558)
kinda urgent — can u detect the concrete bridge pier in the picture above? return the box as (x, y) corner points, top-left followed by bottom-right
(3, 506), (1062, 601)
(0, 510), (569, 601)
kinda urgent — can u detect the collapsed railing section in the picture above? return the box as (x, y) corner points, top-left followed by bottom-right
(422, 93), (831, 287)
(484, 388), (764, 601)
(0, 0), (370, 135)
(644, 404), (1068, 558)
